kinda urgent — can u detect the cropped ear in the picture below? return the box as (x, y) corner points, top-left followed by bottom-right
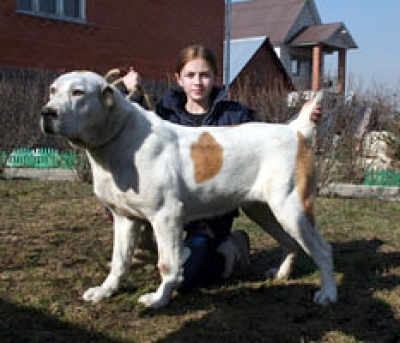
(101, 85), (115, 108)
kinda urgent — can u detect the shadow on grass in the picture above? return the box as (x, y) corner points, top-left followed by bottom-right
(1, 239), (399, 342)
(154, 239), (400, 343)
(0, 299), (123, 343)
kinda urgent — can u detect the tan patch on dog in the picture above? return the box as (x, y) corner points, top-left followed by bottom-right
(295, 132), (316, 226)
(190, 132), (223, 183)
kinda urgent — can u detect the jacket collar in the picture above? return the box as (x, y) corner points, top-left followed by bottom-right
(161, 86), (227, 114)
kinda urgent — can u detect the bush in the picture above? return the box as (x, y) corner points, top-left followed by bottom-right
(0, 68), (69, 152)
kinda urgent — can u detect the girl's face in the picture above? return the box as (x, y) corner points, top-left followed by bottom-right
(175, 58), (216, 108)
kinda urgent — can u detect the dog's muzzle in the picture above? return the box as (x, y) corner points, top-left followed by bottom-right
(41, 107), (58, 134)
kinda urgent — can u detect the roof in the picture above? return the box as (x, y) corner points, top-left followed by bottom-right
(226, 36), (293, 88)
(227, 36), (267, 84)
(289, 22), (358, 49)
(231, 0), (320, 44)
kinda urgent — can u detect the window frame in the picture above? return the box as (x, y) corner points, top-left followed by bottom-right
(15, 0), (86, 23)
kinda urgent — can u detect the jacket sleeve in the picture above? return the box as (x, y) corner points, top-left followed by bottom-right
(226, 102), (257, 125)
(126, 86), (154, 110)
(240, 106), (256, 123)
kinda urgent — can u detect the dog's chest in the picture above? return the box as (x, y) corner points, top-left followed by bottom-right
(93, 176), (145, 219)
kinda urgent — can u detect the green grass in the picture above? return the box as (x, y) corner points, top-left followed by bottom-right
(1, 180), (399, 342)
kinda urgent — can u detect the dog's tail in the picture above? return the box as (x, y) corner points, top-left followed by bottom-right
(288, 91), (323, 141)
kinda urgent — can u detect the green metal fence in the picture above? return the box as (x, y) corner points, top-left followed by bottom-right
(2, 148), (400, 187)
(364, 169), (400, 187)
(3, 148), (77, 169)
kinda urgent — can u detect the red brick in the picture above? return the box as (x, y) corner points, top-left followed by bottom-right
(0, 0), (224, 81)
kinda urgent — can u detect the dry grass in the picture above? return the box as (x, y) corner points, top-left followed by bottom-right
(1, 180), (399, 342)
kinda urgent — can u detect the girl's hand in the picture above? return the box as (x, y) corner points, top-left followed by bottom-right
(123, 67), (142, 91)
(302, 100), (322, 124)
(310, 104), (322, 124)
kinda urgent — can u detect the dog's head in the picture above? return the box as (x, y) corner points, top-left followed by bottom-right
(41, 71), (120, 149)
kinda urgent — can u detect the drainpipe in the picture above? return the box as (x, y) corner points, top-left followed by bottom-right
(224, 0), (232, 94)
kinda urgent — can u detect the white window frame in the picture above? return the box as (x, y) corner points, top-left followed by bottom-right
(16, 0), (86, 22)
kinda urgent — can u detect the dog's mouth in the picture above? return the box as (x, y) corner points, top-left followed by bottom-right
(40, 107), (87, 148)
(41, 107), (59, 134)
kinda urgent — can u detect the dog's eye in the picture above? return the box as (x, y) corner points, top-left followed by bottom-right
(50, 87), (56, 95)
(72, 89), (85, 97)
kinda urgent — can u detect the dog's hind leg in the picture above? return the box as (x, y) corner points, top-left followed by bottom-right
(83, 215), (136, 303)
(268, 196), (337, 305)
(242, 202), (299, 280)
(138, 206), (184, 308)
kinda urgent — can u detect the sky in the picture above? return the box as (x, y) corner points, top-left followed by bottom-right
(315, 0), (400, 93)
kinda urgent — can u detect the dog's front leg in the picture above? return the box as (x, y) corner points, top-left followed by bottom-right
(83, 215), (135, 302)
(138, 208), (184, 308)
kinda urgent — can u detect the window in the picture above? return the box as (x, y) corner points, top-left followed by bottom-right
(16, 0), (32, 11)
(39, 0), (56, 15)
(16, 0), (86, 21)
(64, 0), (82, 18)
(291, 59), (300, 76)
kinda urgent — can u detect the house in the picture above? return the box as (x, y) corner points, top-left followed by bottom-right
(227, 36), (294, 96)
(0, 1), (224, 81)
(230, 0), (358, 94)
(0, 1), (225, 151)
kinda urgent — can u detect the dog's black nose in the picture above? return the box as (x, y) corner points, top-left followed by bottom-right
(41, 107), (57, 117)
(41, 107), (58, 134)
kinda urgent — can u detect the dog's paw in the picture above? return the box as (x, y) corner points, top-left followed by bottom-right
(138, 292), (169, 308)
(266, 267), (290, 280)
(82, 286), (114, 303)
(314, 288), (337, 306)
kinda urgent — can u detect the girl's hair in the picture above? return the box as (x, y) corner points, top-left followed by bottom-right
(175, 45), (218, 76)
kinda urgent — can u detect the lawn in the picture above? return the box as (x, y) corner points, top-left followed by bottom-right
(1, 180), (399, 342)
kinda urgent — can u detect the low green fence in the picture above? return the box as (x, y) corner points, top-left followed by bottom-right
(364, 168), (400, 187)
(3, 148), (77, 169)
(2, 149), (400, 187)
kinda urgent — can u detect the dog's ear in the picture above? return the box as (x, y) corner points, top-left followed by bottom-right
(101, 85), (115, 108)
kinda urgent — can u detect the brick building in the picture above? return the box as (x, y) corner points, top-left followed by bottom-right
(0, 1), (224, 81)
(0, 1), (225, 151)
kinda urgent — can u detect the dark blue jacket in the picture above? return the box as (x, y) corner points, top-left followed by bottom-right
(155, 86), (255, 245)
(156, 87), (255, 127)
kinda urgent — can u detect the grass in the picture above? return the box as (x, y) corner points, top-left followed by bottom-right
(1, 180), (399, 342)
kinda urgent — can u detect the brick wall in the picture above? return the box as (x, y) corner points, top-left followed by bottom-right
(0, 0), (224, 82)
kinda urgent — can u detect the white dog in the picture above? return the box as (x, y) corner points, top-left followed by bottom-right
(41, 71), (337, 308)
